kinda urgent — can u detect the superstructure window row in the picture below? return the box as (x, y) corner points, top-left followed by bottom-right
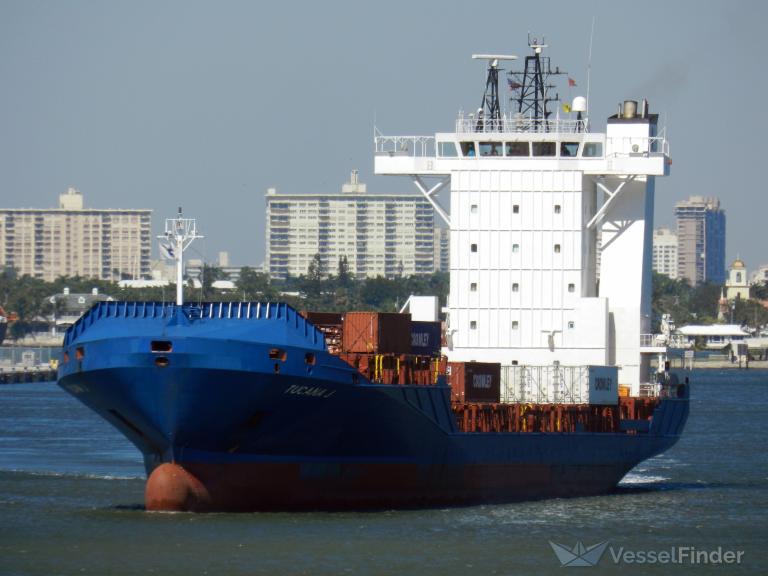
(449, 140), (603, 158)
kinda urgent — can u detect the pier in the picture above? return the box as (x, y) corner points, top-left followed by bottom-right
(0, 346), (59, 384)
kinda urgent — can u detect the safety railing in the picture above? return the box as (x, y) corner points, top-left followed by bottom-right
(640, 333), (689, 348)
(374, 134), (435, 158)
(606, 130), (670, 157)
(455, 113), (588, 134)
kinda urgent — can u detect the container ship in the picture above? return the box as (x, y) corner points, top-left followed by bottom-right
(57, 39), (688, 512)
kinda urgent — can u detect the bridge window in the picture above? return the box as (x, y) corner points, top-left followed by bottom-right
(470, 282), (477, 292)
(512, 321), (519, 330)
(512, 283), (519, 292)
(470, 204), (478, 214)
(470, 243), (477, 253)
(513, 204), (519, 214)
(470, 321), (477, 330)
(506, 142), (529, 156)
(560, 142), (579, 157)
(568, 283), (575, 292)
(583, 142), (603, 157)
(479, 142), (501, 156)
(532, 142), (556, 156)
(512, 243), (519, 253)
(554, 204), (561, 214)
(438, 142), (457, 157)
(460, 142), (476, 157)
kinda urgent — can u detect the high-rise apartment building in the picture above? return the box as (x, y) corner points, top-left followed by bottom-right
(266, 171), (436, 279)
(434, 226), (450, 272)
(675, 196), (726, 286)
(0, 188), (151, 282)
(652, 227), (678, 279)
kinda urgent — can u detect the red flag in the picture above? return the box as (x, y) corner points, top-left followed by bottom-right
(568, 77), (577, 87)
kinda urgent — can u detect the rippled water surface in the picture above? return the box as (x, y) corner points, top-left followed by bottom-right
(1, 371), (766, 575)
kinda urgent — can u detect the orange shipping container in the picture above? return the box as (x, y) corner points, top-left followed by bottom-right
(342, 312), (411, 354)
(448, 361), (501, 403)
(301, 311), (343, 327)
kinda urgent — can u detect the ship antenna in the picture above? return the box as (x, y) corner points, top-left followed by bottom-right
(508, 35), (566, 130)
(472, 54), (517, 132)
(158, 207), (204, 306)
(586, 16), (595, 117)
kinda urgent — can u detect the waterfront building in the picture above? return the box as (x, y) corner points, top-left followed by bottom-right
(725, 258), (750, 301)
(652, 227), (678, 279)
(265, 170), (436, 279)
(0, 188), (151, 282)
(750, 264), (768, 285)
(434, 226), (450, 272)
(675, 196), (726, 286)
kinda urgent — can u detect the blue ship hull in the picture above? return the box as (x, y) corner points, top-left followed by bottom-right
(57, 302), (689, 511)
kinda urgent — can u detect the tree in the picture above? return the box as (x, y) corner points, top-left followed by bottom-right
(237, 267), (276, 300)
(307, 253), (323, 282)
(751, 281), (768, 301)
(336, 255), (352, 287)
(201, 264), (226, 300)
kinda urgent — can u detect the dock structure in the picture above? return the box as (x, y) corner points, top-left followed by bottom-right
(0, 346), (59, 384)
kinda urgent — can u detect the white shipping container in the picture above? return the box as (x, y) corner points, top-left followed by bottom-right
(501, 364), (619, 405)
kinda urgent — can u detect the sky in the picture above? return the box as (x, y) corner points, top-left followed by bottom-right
(1, 0), (766, 270)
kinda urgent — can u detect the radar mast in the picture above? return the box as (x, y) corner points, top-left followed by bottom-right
(507, 35), (566, 125)
(158, 207), (203, 306)
(471, 54), (517, 132)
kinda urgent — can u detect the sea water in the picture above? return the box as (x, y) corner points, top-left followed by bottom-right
(1, 371), (766, 575)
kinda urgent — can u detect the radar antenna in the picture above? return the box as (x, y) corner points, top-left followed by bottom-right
(472, 54), (517, 132)
(507, 35), (566, 127)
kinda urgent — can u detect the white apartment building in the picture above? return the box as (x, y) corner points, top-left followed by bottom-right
(652, 227), (678, 279)
(0, 188), (151, 282)
(265, 171), (437, 279)
(434, 226), (450, 272)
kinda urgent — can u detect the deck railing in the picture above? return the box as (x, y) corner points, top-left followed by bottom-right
(455, 114), (588, 134)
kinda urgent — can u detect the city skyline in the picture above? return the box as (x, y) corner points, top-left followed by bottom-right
(1, 1), (765, 268)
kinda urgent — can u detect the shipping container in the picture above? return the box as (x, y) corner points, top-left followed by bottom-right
(300, 311), (343, 327)
(448, 361), (501, 403)
(410, 321), (442, 356)
(300, 311), (344, 354)
(500, 365), (619, 405)
(342, 312), (411, 354)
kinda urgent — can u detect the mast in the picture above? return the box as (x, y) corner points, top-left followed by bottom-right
(158, 207), (203, 305)
(471, 54), (517, 132)
(507, 36), (566, 126)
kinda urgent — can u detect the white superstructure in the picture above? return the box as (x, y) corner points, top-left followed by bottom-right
(375, 42), (670, 388)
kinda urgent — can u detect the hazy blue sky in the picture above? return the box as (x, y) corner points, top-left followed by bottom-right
(1, 0), (765, 270)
